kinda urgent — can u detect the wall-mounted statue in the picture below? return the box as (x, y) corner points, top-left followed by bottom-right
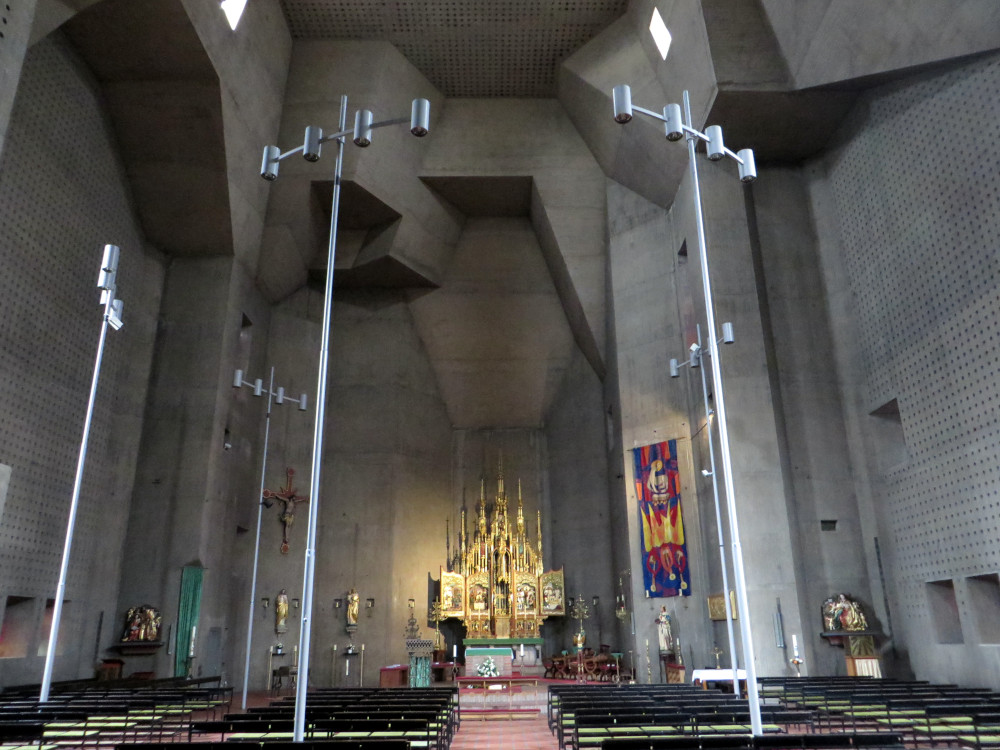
(120, 605), (161, 642)
(275, 589), (289, 634)
(655, 605), (673, 652)
(346, 588), (359, 626)
(822, 593), (869, 632)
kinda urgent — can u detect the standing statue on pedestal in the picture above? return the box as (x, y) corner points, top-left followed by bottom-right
(275, 589), (289, 634)
(655, 605), (673, 652)
(346, 589), (360, 626)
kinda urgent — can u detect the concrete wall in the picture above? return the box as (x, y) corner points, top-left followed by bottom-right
(809, 51), (1000, 688)
(0, 33), (164, 687)
(544, 347), (614, 652)
(747, 166), (872, 676)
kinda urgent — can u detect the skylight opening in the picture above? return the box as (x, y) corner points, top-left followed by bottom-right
(221, 0), (248, 30)
(649, 7), (672, 60)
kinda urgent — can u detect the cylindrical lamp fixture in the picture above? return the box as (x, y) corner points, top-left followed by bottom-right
(613, 85), (633, 123)
(303, 126), (323, 162)
(663, 103), (683, 141)
(706, 125), (725, 161)
(261, 145), (280, 180)
(737, 148), (757, 183)
(97, 244), (120, 291)
(410, 98), (430, 136)
(353, 110), (373, 147)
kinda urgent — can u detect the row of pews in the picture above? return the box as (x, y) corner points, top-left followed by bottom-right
(0, 684), (457, 750)
(549, 677), (1000, 750)
(180, 687), (458, 749)
(0, 676), (231, 749)
(761, 676), (1000, 748)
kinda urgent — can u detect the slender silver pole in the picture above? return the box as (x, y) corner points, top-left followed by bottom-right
(294, 94), (347, 743)
(683, 90), (762, 734)
(696, 324), (739, 694)
(40, 288), (115, 702)
(241, 367), (275, 710)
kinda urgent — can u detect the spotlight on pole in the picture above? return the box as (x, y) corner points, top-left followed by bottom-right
(706, 125), (725, 161)
(303, 126), (323, 162)
(613, 85), (633, 124)
(664, 103), (684, 141)
(410, 98), (431, 136)
(261, 145), (281, 181)
(738, 149), (757, 183)
(353, 110), (373, 147)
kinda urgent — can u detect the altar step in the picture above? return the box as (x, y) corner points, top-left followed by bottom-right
(460, 708), (541, 721)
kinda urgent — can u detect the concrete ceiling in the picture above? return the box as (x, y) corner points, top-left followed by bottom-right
(277, 0), (628, 97)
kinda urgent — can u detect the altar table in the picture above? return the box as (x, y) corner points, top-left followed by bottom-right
(691, 668), (747, 689)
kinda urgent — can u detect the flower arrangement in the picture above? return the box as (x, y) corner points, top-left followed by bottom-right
(476, 656), (499, 677)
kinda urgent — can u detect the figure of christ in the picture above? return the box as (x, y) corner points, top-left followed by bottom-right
(263, 467), (310, 555)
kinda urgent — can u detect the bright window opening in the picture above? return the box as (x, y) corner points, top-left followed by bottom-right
(649, 7), (672, 60)
(221, 0), (248, 30)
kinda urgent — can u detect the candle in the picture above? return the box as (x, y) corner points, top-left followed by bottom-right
(792, 634), (799, 658)
(453, 645), (457, 658)
(188, 626), (196, 657)
(520, 643), (524, 657)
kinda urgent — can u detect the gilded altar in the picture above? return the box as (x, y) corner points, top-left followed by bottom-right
(438, 465), (564, 640)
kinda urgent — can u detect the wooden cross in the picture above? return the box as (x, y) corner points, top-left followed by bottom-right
(263, 467), (309, 555)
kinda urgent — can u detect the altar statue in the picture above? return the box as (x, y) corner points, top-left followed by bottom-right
(346, 588), (359, 625)
(275, 589), (289, 634)
(655, 605), (673, 652)
(822, 593), (868, 632)
(120, 605), (161, 642)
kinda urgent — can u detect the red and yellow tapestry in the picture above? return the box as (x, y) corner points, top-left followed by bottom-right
(632, 440), (690, 597)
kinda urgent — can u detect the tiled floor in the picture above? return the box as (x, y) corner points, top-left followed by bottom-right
(452, 716), (557, 750)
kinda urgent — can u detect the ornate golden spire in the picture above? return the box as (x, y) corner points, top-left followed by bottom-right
(516, 479), (526, 535)
(536, 509), (543, 576)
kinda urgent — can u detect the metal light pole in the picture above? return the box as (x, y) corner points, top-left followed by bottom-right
(672, 324), (740, 694)
(612, 85), (763, 734)
(260, 95), (430, 742)
(233, 366), (308, 710)
(40, 244), (125, 702)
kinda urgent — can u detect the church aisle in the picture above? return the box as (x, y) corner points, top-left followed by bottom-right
(451, 716), (557, 750)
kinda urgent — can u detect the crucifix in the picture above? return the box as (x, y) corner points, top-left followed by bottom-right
(263, 467), (309, 555)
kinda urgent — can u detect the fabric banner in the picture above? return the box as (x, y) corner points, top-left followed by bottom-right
(632, 440), (691, 598)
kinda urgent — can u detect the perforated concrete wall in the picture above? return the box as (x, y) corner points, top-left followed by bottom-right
(821, 53), (1000, 686)
(0, 34), (162, 685)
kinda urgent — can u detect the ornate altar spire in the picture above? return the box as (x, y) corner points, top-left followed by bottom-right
(536, 509), (544, 576)
(437, 457), (560, 641)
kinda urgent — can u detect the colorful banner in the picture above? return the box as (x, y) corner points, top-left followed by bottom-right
(632, 440), (690, 598)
